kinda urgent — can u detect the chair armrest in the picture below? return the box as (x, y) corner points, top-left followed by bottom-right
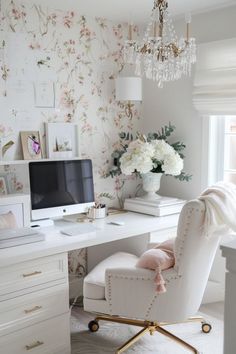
(105, 267), (179, 318)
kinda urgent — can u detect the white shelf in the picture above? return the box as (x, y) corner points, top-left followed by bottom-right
(0, 157), (81, 166)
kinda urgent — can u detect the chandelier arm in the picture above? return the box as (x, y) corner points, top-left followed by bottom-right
(158, 1), (165, 38)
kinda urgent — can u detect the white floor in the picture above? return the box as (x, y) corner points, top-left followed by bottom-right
(71, 302), (224, 354)
(200, 301), (224, 321)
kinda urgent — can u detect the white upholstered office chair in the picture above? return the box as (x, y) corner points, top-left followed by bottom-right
(83, 200), (221, 354)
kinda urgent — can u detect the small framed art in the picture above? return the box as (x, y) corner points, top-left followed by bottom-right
(34, 81), (55, 108)
(0, 194), (31, 227)
(45, 122), (78, 159)
(20, 131), (42, 160)
(0, 176), (7, 195)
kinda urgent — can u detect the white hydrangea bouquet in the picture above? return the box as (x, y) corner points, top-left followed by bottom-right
(109, 123), (191, 182)
(120, 137), (184, 176)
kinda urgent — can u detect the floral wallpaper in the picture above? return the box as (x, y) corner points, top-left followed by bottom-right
(0, 0), (142, 293)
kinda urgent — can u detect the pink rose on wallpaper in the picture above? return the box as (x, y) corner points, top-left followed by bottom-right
(80, 26), (96, 42)
(63, 39), (76, 55)
(112, 24), (123, 40)
(63, 11), (75, 28)
(81, 121), (93, 134)
(47, 13), (57, 26)
(0, 125), (6, 136)
(60, 89), (76, 109)
(29, 42), (41, 50)
(11, 7), (26, 21)
(96, 17), (108, 30)
(1, 64), (10, 81)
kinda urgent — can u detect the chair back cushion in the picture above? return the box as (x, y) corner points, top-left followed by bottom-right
(173, 199), (221, 311)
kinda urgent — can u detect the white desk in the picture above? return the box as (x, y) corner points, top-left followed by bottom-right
(0, 212), (179, 354)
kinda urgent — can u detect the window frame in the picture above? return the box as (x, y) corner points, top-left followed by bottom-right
(202, 115), (236, 189)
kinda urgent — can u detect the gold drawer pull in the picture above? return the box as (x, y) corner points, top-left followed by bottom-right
(22, 271), (42, 278)
(24, 305), (42, 314)
(25, 341), (44, 350)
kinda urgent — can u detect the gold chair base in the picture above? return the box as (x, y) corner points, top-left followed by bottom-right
(90, 314), (208, 354)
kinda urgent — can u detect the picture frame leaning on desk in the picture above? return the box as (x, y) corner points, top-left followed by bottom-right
(0, 194), (30, 228)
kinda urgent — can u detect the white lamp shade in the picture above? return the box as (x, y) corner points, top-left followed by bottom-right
(115, 77), (142, 101)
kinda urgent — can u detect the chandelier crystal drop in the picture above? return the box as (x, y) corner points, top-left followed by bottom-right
(124, 0), (197, 87)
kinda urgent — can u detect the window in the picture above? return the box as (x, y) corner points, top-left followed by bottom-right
(203, 115), (236, 188)
(223, 116), (236, 184)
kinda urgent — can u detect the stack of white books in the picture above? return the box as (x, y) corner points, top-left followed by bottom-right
(0, 227), (45, 248)
(124, 196), (186, 217)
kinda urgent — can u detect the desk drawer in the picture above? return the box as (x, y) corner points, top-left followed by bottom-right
(0, 254), (68, 301)
(150, 226), (177, 244)
(0, 313), (71, 354)
(0, 284), (69, 337)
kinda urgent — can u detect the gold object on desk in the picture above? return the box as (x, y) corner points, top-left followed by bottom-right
(107, 208), (128, 215)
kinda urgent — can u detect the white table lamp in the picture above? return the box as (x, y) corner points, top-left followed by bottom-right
(115, 77), (142, 118)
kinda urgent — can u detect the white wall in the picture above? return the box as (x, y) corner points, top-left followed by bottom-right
(142, 5), (236, 200)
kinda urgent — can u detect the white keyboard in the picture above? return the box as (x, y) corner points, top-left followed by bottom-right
(0, 227), (39, 240)
(60, 223), (96, 236)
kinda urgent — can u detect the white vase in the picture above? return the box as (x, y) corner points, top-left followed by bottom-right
(141, 172), (163, 200)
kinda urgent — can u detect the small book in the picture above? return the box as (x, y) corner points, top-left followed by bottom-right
(124, 196), (186, 217)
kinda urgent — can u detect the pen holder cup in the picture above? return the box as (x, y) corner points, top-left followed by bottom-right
(88, 206), (107, 219)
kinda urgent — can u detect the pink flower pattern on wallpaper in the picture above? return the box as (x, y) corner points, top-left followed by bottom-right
(0, 0), (142, 280)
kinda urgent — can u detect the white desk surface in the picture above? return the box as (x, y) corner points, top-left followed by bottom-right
(221, 237), (236, 258)
(0, 212), (179, 267)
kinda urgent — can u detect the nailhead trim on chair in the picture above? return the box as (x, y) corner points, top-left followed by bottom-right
(106, 203), (205, 317)
(107, 272), (154, 314)
(144, 272), (182, 319)
(175, 205), (205, 271)
(106, 270), (182, 317)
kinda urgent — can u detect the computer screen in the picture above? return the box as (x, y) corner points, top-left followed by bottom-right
(29, 159), (95, 220)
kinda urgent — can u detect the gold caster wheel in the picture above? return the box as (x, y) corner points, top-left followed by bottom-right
(201, 322), (212, 333)
(88, 320), (99, 332)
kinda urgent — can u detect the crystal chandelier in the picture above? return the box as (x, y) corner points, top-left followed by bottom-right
(124, 0), (196, 87)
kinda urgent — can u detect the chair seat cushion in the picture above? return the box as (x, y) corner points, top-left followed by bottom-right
(83, 252), (138, 300)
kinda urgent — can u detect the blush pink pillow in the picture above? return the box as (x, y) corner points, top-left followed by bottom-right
(136, 238), (175, 294)
(0, 212), (17, 229)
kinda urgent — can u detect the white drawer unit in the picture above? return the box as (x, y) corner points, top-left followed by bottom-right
(0, 284), (69, 337)
(0, 254), (68, 301)
(0, 313), (71, 354)
(0, 252), (71, 353)
(150, 226), (177, 244)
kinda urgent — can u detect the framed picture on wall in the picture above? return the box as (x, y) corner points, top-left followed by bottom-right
(45, 122), (78, 159)
(20, 131), (42, 160)
(0, 177), (8, 195)
(34, 81), (55, 108)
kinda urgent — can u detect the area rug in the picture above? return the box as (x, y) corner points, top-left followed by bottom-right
(71, 307), (223, 354)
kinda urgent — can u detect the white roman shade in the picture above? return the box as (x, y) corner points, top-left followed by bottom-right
(193, 38), (236, 114)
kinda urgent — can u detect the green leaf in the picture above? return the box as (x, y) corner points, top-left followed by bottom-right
(171, 141), (186, 152)
(174, 172), (192, 182)
(147, 122), (176, 141)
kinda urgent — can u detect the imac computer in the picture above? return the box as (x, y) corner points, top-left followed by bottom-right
(29, 159), (95, 225)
